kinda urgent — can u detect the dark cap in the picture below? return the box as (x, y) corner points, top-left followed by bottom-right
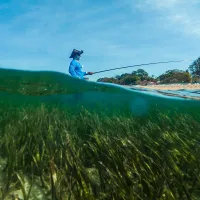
(69, 49), (84, 58)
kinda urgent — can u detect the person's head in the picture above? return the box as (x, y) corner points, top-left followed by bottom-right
(74, 54), (81, 61)
(69, 49), (83, 60)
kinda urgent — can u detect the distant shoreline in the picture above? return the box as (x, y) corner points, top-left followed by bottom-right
(133, 83), (200, 91)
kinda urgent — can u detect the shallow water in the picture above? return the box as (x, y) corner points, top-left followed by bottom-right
(0, 68), (200, 200)
(128, 86), (200, 99)
(0, 68), (200, 117)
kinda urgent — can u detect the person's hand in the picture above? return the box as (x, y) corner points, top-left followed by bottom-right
(87, 72), (94, 75)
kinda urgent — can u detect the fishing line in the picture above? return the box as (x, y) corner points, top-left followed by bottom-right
(93, 59), (193, 74)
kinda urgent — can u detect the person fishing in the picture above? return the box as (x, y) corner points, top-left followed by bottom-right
(69, 49), (93, 80)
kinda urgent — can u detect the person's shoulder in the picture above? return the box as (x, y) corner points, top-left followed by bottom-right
(70, 59), (79, 65)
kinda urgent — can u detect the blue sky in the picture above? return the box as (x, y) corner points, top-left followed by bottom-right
(0, 0), (200, 81)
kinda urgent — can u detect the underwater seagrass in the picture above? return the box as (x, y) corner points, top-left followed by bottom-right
(0, 68), (200, 200)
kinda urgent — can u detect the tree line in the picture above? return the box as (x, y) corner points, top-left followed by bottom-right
(97, 57), (200, 85)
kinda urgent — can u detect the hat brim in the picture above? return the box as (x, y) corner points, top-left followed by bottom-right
(69, 50), (83, 58)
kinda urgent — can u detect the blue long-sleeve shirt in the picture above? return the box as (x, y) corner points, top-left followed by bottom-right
(69, 59), (87, 79)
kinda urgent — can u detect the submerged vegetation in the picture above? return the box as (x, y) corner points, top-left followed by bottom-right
(0, 103), (200, 200)
(0, 68), (200, 199)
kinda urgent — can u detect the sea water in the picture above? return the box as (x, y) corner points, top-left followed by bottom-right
(0, 68), (200, 199)
(0, 68), (200, 117)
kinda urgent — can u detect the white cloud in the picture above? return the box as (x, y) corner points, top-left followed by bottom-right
(150, 0), (180, 8)
(134, 0), (200, 37)
(0, 0), (132, 73)
(0, 0), (199, 80)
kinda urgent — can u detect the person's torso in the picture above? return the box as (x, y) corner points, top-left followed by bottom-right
(70, 60), (84, 78)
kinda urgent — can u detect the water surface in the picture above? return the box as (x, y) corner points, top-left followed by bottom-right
(1, 68), (200, 117)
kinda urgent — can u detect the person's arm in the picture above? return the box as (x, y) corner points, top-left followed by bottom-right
(83, 72), (94, 76)
(82, 70), (93, 76)
(72, 61), (93, 77)
(81, 65), (88, 76)
(78, 65), (92, 76)
(86, 72), (94, 75)
(83, 71), (87, 76)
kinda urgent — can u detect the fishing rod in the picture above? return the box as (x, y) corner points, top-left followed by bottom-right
(93, 59), (193, 74)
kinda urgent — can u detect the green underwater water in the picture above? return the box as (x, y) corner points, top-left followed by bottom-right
(0, 68), (200, 199)
(0, 68), (200, 117)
